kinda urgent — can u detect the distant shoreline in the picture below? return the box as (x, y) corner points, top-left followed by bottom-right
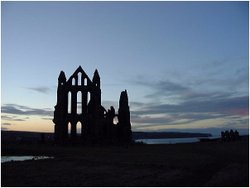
(132, 131), (212, 139)
(2, 130), (213, 142)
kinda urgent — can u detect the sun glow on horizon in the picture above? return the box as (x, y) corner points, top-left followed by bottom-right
(1, 116), (54, 133)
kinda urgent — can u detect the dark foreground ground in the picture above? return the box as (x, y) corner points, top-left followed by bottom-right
(2, 137), (249, 187)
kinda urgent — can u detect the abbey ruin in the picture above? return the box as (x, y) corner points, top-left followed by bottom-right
(53, 66), (132, 144)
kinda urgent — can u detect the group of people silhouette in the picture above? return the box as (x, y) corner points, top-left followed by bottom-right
(221, 129), (240, 142)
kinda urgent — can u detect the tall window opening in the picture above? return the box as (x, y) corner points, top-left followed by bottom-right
(68, 92), (71, 113)
(68, 122), (71, 135)
(87, 91), (91, 105)
(77, 91), (82, 114)
(113, 116), (119, 125)
(78, 73), (82, 85)
(76, 122), (81, 135)
(72, 78), (76, 86)
(84, 78), (87, 86)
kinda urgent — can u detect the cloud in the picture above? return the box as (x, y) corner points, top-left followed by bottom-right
(132, 77), (234, 105)
(1, 115), (27, 121)
(134, 79), (189, 93)
(131, 112), (226, 128)
(132, 96), (248, 116)
(26, 86), (51, 94)
(134, 78), (190, 100)
(2, 122), (11, 126)
(131, 59), (248, 104)
(129, 95), (248, 132)
(131, 114), (174, 125)
(1, 104), (53, 117)
(41, 117), (52, 120)
(129, 74), (248, 118)
(1, 127), (9, 131)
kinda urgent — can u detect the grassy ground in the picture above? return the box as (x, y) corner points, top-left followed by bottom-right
(1, 138), (249, 186)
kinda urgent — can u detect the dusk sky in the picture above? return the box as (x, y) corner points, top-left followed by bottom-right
(2, 2), (249, 135)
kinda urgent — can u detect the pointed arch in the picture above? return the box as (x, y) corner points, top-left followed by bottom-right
(78, 72), (82, 85)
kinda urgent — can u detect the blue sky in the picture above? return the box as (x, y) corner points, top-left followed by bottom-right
(1, 1), (249, 135)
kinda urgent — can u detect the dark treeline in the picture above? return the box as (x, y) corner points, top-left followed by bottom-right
(221, 129), (240, 142)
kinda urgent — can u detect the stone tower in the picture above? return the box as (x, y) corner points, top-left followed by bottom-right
(118, 90), (132, 143)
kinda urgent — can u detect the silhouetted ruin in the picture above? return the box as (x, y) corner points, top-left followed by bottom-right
(53, 66), (132, 144)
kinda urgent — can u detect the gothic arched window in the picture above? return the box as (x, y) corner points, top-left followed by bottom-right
(77, 91), (82, 114)
(78, 72), (82, 86)
(72, 78), (76, 86)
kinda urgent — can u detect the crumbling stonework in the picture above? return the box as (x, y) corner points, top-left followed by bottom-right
(53, 66), (132, 144)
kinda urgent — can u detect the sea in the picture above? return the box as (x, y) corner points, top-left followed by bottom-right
(1, 156), (53, 163)
(135, 135), (220, 144)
